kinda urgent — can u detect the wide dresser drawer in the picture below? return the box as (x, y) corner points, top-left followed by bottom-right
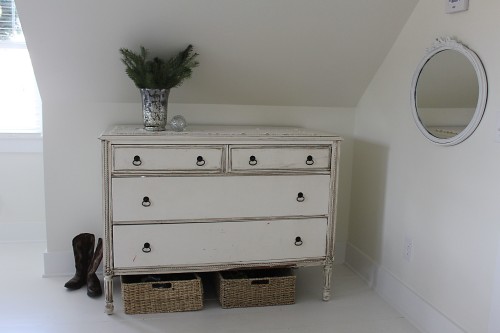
(112, 145), (224, 173)
(113, 218), (327, 268)
(229, 145), (331, 171)
(111, 175), (331, 221)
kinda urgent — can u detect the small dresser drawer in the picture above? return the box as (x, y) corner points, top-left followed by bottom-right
(112, 145), (224, 173)
(113, 218), (327, 268)
(112, 175), (331, 222)
(229, 145), (331, 171)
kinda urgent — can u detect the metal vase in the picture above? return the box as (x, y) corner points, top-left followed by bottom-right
(140, 88), (170, 131)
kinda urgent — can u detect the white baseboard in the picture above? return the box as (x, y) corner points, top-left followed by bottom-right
(345, 243), (465, 333)
(344, 242), (377, 286)
(489, 240), (500, 333)
(43, 250), (74, 277)
(42, 241), (348, 277)
(43, 250), (104, 278)
(0, 222), (46, 243)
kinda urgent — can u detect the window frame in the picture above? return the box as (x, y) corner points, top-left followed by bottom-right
(0, 0), (43, 150)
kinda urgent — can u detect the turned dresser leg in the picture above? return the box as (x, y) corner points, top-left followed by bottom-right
(322, 261), (333, 301)
(104, 274), (114, 314)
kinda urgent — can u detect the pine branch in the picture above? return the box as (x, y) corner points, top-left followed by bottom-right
(119, 46), (149, 88)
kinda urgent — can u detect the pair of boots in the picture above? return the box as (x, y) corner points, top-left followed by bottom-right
(64, 233), (103, 297)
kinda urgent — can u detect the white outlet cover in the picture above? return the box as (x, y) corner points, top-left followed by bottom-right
(446, 0), (469, 13)
(404, 237), (413, 261)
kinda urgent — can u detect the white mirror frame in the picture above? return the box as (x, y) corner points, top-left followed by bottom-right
(411, 37), (488, 146)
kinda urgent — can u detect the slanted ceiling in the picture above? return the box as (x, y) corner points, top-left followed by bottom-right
(16, 0), (417, 107)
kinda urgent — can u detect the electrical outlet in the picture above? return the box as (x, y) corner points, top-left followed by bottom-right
(404, 237), (413, 261)
(445, 0), (469, 14)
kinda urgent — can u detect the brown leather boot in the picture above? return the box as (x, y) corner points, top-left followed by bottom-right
(87, 237), (103, 297)
(64, 233), (95, 290)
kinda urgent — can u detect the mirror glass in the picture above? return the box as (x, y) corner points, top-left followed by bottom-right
(411, 38), (487, 145)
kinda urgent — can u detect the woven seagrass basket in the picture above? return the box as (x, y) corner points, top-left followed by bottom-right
(121, 273), (203, 314)
(215, 268), (296, 308)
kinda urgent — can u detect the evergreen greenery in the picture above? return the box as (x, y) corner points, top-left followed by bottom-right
(119, 45), (199, 89)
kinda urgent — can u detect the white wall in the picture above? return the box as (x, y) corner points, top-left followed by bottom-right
(15, 0), (416, 109)
(42, 101), (354, 274)
(0, 150), (45, 242)
(348, 0), (500, 332)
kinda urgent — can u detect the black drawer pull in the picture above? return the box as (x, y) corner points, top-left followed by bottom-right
(142, 196), (151, 207)
(306, 155), (314, 165)
(296, 192), (305, 202)
(249, 155), (258, 166)
(295, 236), (303, 246)
(196, 155), (206, 166)
(142, 242), (151, 253)
(132, 155), (142, 166)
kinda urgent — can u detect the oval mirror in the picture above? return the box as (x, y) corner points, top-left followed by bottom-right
(411, 37), (487, 146)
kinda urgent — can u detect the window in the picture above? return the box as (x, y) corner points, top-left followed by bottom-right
(0, 0), (42, 134)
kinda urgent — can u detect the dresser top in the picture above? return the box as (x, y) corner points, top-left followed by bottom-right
(100, 125), (342, 140)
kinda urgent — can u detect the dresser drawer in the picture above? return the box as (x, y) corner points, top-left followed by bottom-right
(112, 145), (224, 173)
(229, 145), (331, 171)
(111, 175), (331, 222)
(113, 218), (327, 268)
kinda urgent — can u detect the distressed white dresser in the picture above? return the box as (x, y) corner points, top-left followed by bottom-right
(100, 125), (341, 314)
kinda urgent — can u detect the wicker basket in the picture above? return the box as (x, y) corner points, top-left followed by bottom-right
(215, 268), (296, 308)
(121, 273), (203, 314)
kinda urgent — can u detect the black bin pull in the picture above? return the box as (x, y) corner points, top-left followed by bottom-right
(152, 282), (172, 289)
(251, 279), (270, 285)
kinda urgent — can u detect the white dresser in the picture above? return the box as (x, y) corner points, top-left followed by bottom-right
(100, 125), (341, 314)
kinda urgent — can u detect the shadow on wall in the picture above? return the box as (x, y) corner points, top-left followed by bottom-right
(346, 139), (389, 272)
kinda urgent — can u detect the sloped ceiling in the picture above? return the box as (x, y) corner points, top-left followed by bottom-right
(16, 0), (418, 107)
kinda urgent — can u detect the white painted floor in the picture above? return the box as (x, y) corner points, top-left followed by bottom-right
(0, 242), (421, 333)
